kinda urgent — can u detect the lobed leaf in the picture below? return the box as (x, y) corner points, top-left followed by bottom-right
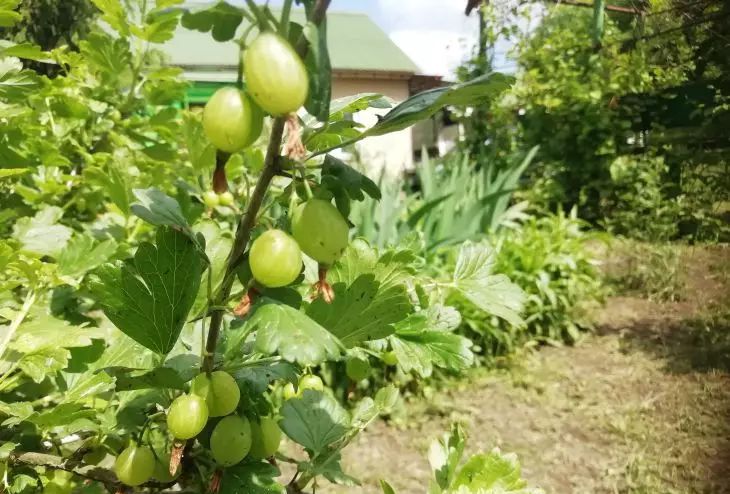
(251, 300), (342, 365)
(57, 234), (117, 279)
(131, 188), (190, 231)
(451, 242), (525, 326)
(279, 390), (349, 454)
(181, 1), (244, 42)
(89, 227), (204, 355)
(11, 207), (71, 259)
(307, 274), (410, 347)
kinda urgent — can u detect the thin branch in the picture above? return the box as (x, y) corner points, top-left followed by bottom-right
(202, 0), (332, 373)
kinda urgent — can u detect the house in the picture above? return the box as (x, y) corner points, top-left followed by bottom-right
(163, 5), (448, 174)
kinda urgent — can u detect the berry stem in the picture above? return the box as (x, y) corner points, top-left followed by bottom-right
(202, 0), (332, 374)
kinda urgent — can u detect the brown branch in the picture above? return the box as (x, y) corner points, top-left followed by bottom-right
(202, 0), (332, 373)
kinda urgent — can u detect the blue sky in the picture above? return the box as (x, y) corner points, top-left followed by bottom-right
(260, 0), (484, 77)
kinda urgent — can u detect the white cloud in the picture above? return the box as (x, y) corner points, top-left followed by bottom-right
(389, 29), (476, 77)
(375, 0), (478, 77)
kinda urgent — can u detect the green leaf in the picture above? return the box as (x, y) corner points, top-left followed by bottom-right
(0, 402), (34, 427)
(428, 423), (466, 491)
(191, 220), (233, 316)
(143, 9), (181, 43)
(303, 20), (331, 121)
(327, 93), (391, 120)
(181, 1), (244, 42)
(13, 208), (75, 261)
(0, 0), (21, 28)
(89, 0), (129, 35)
(60, 371), (114, 404)
(90, 227), (204, 355)
(0, 441), (17, 460)
(183, 113), (215, 171)
(315, 453), (360, 486)
(9, 315), (98, 383)
(64, 333), (154, 402)
(306, 273), (410, 347)
(365, 73), (513, 138)
(29, 403), (94, 429)
(251, 300), (342, 366)
(303, 93), (389, 150)
(0, 168), (28, 178)
(452, 449), (530, 492)
(131, 188), (190, 230)
(451, 242), (525, 327)
(304, 120), (363, 153)
(8, 473), (36, 493)
(0, 57), (39, 99)
(154, 0), (184, 7)
(220, 462), (284, 494)
(79, 32), (131, 78)
(0, 42), (54, 63)
(279, 390), (349, 453)
(425, 304), (462, 332)
(380, 480), (398, 494)
(328, 239), (413, 288)
(321, 155), (381, 201)
(15, 349), (65, 383)
(390, 331), (473, 377)
(228, 360), (298, 394)
(374, 385), (399, 413)
(101, 366), (186, 391)
(57, 234), (117, 279)
(350, 397), (378, 427)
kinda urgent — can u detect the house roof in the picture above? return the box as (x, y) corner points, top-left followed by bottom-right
(163, 4), (421, 79)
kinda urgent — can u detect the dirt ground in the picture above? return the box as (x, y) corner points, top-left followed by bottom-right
(320, 245), (730, 494)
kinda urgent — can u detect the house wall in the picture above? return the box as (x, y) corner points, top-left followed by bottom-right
(332, 76), (413, 176)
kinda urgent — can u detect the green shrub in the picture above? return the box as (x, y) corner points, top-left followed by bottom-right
(451, 208), (605, 357)
(602, 155), (681, 242)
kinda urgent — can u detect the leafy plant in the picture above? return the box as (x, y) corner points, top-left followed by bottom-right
(601, 155), (681, 242)
(352, 147), (537, 252)
(381, 423), (543, 494)
(0, 0), (522, 492)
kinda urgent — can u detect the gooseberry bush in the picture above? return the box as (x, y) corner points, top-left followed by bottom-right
(0, 0), (530, 492)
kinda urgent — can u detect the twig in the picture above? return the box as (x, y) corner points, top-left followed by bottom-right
(201, 0), (332, 373)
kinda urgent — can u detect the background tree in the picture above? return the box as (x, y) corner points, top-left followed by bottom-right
(459, 0), (729, 240)
(0, 0), (98, 75)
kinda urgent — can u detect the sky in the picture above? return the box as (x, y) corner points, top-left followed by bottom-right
(259, 0), (496, 77)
